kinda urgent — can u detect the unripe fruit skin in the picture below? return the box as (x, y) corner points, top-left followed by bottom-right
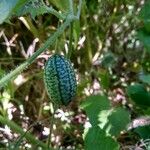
(44, 54), (77, 106)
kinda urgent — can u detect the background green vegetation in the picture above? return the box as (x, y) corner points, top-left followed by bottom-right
(0, 0), (150, 149)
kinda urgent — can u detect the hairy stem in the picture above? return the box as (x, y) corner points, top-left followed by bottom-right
(0, 0), (82, 88)
(45, 6), (66, 20)
(0, 15), (76, 88)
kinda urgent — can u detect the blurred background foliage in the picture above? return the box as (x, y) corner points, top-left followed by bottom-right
(0, 0), (150, 149)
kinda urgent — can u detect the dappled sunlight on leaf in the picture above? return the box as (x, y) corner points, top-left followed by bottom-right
(84, 126), (119, 150)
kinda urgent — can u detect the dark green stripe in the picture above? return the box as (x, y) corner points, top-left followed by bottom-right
(65, 57), (73, 102)
(54, 55), (63, 105)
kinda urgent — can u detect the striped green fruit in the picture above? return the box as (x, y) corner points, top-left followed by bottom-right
(44, 54), (77, 106)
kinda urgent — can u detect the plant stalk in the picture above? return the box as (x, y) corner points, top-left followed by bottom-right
(0, 14), (79, 88)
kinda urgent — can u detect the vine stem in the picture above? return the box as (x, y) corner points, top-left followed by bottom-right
(0, 0), (82, 89)
(69, 0), (74, 14)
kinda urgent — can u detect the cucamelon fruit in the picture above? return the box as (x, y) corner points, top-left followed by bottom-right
(44, 54), (77, 106)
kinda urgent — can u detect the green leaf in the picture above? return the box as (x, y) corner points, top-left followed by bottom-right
(134, 125), (150, 139)
(105, 107), (130, 136)
(127, 83), (150, 107)
(80, 95), (130, 137)
(49, 0), (69, 12)
(139, 0), (150, 20)
(16, 0), (51, 19)
(97, 107), (130, 137)
(84, 126), (119, 150)
(0, 0), (58, 24)
(0, 0), (31, 24)
(80, 95), (111, 126)
(139, 0), (150, 33)
(139, 74), (150, 84)
(144, 20), (150, 33)
(0, 0), (18, 24)
(12, 0), (30, 13)
(137, 29), (150, 52)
